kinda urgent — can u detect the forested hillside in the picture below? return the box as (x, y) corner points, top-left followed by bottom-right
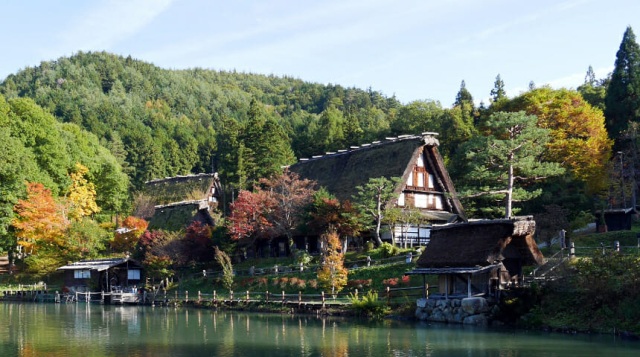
(0, 51), (413, 190)
(0, 50), (614, 222)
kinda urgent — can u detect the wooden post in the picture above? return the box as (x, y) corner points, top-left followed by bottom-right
(570, 242), (575, 258)
(266, 291), (269, 303)
(321, 291), (325, 309)
(101, 291), (104, 304)
(213, 290), (217, 305)
(230, 290), (234, 302)
(75, 291), (78, 303)
(246, 291), (249, 302)
(185, 290), (189, 302)
(355, 289), (358, 299)
(282, 290), (285, 305)
(174, 290), (178, 303)
(198, 291), (201, 303)
(298, 291), (302, 308)
(386, 286), (391, 305)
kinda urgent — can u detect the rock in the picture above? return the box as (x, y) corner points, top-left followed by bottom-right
(461, 297), (488, 315)
(430, 310), (446, 322)
(425, 299), (437, 308)
(417, 298), (427, 308)
(463, 314), (488, 326)
(436, 299), (449, 309)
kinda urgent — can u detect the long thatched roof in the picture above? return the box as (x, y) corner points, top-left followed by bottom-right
(289, 133), (466, 221)
(416, 216), (544, 268)
(143, 173), (219, 206)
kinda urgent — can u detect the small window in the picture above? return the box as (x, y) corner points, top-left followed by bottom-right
(415, 194), (427, 208)
(74, 270), (90, 279)
(428, 174), (434, 188)
(128, 269), (141, 280)
(416, 155), (424, 167)
(417, 172), (425, 187)
(397, 193), (405, 206)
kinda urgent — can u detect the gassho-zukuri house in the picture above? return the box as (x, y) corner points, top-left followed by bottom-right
(288, 132), (467, 246)
(407, 216), (545, 325)
(134, 173), (223, 232)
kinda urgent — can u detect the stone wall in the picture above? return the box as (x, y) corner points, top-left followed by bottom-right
(415, 296), (500, 326)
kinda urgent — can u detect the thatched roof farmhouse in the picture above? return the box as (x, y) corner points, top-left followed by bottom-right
(135, 173), (222, 231)
(409, 216), (544, 298)
(289, 133), (466, 224)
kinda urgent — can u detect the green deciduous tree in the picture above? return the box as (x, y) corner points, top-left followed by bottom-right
(459, 111), (565, 218)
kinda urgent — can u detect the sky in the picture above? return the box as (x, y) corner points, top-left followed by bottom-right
(2, 0), (640, 107)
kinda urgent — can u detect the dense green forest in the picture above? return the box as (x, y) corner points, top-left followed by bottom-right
(6, 24), (640, 275)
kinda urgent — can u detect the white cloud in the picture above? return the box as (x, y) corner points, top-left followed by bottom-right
(58, 0), (174, 51)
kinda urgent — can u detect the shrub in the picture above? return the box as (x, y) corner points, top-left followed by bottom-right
(348, 291), (390, 319)
(380, 242), (399, 258)
(364, 241), (375, 252)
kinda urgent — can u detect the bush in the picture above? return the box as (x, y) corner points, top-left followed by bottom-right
(364, 241), (375, 252)
(380, 242), (399, 258)
(348, 291), (390, 319)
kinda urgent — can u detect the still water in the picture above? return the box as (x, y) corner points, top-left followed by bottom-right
(0, 302), (638, 357)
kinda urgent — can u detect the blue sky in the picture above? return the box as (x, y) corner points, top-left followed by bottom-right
(2, 0), (640, 106)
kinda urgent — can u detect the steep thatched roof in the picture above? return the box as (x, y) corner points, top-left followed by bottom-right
(416, 216), (544, 268)
(143, 173), (219, 206)
(289, 133), (466, 221)
(148, 200), (214, 232)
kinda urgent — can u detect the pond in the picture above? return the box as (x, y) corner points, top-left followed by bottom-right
(0, 303), (638, 356)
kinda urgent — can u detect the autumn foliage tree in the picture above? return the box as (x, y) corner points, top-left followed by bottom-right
(317, 230), (348, 294)
(12, 182), (69, 255)
(227, 189), (273, 243)
(112, 216), (148, 253)
(67, 163), (100, 221)
(228, 170), (316, 253)
(259, 170), (316, 252)
(492, 88), (612, 193)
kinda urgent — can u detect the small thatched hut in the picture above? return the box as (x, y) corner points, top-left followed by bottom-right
(289, 133), (466, 245)
(135, 173), (222, 231)
(407, 216), (544, 298)
(595, 207), (636, 232)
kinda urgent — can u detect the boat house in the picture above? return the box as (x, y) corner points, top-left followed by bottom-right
(57, 257), (143, 294)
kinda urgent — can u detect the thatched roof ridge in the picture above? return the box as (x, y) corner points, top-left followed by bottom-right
(149, 200), (214, 231)
(416, 216), (543, 268)
(143, 173), (219, 207)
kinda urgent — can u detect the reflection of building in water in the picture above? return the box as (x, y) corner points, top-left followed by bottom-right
(115, 306), (140, 335)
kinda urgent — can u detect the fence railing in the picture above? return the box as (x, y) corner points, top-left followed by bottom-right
(194, 254), (414, 280)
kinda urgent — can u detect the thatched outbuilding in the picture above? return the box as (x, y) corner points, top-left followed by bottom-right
(407, 216), (544, 298)
(135, 173), (222, 231)
(289, 133), (466, 245)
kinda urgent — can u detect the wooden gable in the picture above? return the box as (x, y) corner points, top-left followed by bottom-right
(289, 133), (466, 223)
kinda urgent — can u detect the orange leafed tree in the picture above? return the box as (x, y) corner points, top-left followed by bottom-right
(112, 216), (148, 253)
(317, 230), (348, 294)
(12, 182), (69, 254)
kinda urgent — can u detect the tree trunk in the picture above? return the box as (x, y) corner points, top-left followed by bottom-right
(506, 159), (514, 218)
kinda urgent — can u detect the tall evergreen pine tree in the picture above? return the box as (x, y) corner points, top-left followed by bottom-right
(605, 26), (640, 142)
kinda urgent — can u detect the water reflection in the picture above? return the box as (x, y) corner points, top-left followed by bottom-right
(0, 303), (638, 357)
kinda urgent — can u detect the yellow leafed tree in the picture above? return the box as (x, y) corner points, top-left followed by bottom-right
(67, 163), (100, 221)
(317, 230), (348, 294)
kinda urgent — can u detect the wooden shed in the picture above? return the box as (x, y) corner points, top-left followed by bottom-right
(57, 258), (143, 293)
(595, 207), (636, 232)
(407, 217), (544, 298)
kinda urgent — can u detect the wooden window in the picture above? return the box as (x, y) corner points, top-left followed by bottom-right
(128, 269), (141, 280)
(74, 270), (90, 279)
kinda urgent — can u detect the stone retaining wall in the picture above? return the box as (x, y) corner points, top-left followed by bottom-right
(415, 297), (500, 326)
